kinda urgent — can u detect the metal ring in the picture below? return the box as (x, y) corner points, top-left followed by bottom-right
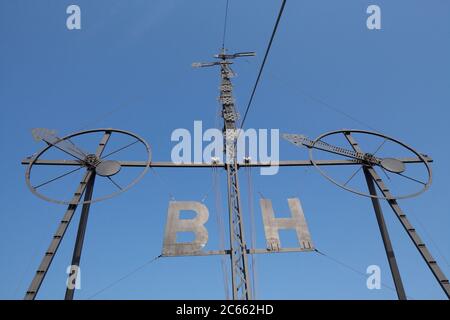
(308, 129), (432, 200)
(25, 128), (152, 205)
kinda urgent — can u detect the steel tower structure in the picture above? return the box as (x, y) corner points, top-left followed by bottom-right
(193, 49), (256, 299)
(21, 52), (450, 300)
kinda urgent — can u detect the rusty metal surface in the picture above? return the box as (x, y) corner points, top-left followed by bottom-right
(260, 198), (314, 251)
(162, 201), (209, 256)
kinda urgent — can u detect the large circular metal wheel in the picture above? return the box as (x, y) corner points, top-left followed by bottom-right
(308, 129), (432, 200)
(26, 128), (151, 205)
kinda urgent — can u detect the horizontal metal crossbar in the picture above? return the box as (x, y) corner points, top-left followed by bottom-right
(21, 157), (431, 168)
(162, 247), (316, 257)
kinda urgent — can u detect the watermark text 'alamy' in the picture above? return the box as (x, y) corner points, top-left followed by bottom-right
(171, 121), (279, 175)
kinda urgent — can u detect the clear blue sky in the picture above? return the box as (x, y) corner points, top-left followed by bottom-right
(1, 0), (449, 300)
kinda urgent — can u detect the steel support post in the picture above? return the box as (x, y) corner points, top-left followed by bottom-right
(363, 167), (407, 300)
(345, 131), (450, 299)
(24, 131), (111, 300)
(64, 172), (96, 300)
(24, 171), (93, 300)
(366, 166), (450, 299)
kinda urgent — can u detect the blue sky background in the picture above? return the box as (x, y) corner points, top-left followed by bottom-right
(1, 0), (449, 300)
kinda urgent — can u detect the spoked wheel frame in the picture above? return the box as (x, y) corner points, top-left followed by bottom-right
(25, 128), (151, 205)
(308, 129), (432, 200)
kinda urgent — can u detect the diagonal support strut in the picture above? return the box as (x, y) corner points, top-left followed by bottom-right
(344, 131), (450, 299)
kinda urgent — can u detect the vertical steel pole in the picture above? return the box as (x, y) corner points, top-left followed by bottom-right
(363, 167), (407, 300)
(64, 172), (96, 300)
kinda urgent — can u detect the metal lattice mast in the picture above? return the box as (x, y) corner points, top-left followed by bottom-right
(219, 55), (251, 300)
(193, 50), (255, 300)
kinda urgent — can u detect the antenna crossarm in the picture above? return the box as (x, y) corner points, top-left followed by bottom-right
(284, 134), (380, 165)
(312, 141), (380, 165)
